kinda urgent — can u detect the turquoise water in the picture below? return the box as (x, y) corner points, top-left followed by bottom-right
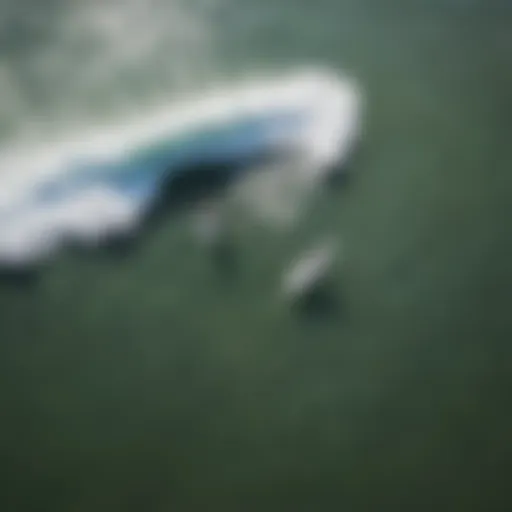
(1, 1), (511, 510)
(31, 110), (304, 207)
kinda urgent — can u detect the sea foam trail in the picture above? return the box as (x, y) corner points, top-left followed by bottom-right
(0, 68), (362, 267)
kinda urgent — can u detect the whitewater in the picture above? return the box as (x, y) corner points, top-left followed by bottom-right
(0, 0), (362, 268)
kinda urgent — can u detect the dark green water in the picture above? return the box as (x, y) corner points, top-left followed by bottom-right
(1, 1), (511, 510)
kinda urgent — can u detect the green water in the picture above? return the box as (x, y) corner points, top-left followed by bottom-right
(1, 1), (511, 510)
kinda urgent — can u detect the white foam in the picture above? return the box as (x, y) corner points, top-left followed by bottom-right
(0, 67), (360, 200)
(0, 67), (362, 266)
(0, 187), (143, 266)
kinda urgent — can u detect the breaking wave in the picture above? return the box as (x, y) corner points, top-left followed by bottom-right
(0, 0), (362, 269)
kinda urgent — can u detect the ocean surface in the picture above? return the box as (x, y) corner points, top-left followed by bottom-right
(1, 0), (511, 510)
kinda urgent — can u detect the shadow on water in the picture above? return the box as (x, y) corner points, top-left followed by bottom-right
(323, 138), (364, 190)
(100, 149), (285, 268)
(0, 267), (41, 290)
(292, 282), (344, 322)
(107, 151), (276, 257)
(82, 167), (233, 262)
